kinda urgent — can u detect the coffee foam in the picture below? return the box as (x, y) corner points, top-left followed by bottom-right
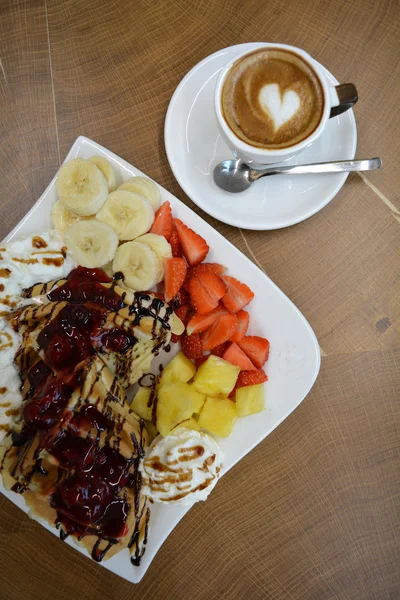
(221, 48), (324, 149)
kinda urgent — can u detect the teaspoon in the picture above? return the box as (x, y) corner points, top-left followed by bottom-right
(213, 157), (382, 193)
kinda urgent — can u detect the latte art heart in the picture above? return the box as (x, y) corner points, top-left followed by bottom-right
(259, 84), (300, 131)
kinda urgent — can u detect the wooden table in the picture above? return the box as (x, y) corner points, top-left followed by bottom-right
(0, 1), (399, 598)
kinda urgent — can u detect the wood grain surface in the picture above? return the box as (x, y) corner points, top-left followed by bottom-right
(0, 0), (399, 598)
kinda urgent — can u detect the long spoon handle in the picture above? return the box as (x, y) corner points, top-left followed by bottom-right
(249, 157), (382, 181)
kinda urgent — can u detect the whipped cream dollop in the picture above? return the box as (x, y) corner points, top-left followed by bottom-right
(0, 231), (76, 440)
(0, 231), (75, 311)
(140, 428), (223, 505)
(0, 321), (22, 443)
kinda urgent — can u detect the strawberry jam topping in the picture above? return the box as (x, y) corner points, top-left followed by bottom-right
(50, 444), (134, 541)
(37, 267), (136, 372)
(48, 266), (123, 312)
(14, 267), (142, 551)
(23, 377), (73, 430)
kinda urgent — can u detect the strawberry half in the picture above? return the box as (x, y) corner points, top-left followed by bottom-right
(189, 271), (226, 315)
(238, 336), (270, 369)
(152, 291), (165, 302)
(181, 332), (203, 359)
(174, 304), (191, 326)
(235, 369), (268, 388)
(186, 304), (228, 335)
(190, 263), (227, 279)
(169, 226), (182, 257)
(163, 257), (188, 302)
(201, 314), (238, 351)
(222, 342), (257, 371)
(183, 263), (226, 292)
(211, 342), (229, 357)
(182, 272), (192, 293)
(195, 355), (209, 368)
(174, 219), (209, 266)
(170, 287), (190, 309)
(150, 201), (173, 241)
(230, 310), (250, 342)
(221, 275), (255, 313)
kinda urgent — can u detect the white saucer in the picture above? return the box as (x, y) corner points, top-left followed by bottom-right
(165, 43), (357, 230)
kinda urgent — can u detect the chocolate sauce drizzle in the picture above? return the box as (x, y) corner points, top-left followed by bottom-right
(0, 266), (176, 566)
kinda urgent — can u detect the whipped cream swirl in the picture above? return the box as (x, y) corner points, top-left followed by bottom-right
(140, 428), (223, 505)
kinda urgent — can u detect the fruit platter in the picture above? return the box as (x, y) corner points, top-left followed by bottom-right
(0, 137), (320, 583)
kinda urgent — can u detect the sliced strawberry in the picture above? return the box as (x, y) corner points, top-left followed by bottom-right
(183, 263), (226, 292)
(186, 304), (228, 335)
(174, 219), (209, 266)
(169, 226), (182, 257)
(230, 310), (250, 342)
(182, 272), (192, 292)
(163, 257), (188, 302)
(181, 332), (203, 359)
(236, 369), (268, 388)
(189, 271), (227, 315)
(170, 287), (190, 309)
(195, 355), (209, 368)
(174, 304), (191, 326)
(222, 342), (257, 371)
(150, 201), (173, 241)
(191, 263), (227, 279)
(221, 275), (255, 313)
(201, 314), (238, 351)
(211, 342), (229, 357)
(238, 336), (270, 369)
(152, 291), (165, 301)
(170, 333), (179, 344)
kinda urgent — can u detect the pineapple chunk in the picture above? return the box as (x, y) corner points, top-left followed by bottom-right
(131, 386), (154, 421)
(193, 355), (240, 397)
(198, 397), (237, 437)
(172, 416), (200, 432)
(161, 351), (196, 384)
(156, 382), (204, 436)
(189, 385), (206, 414)
(235, 384), (265, 417)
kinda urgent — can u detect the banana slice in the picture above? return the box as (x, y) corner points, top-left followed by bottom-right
(51, 200), (82, 239)
(118, 177), (161, 211)
(135, 233), (172, 280)
(88, 155), (117, 191)
(56, 158), (108, 216)
(112, 241), (162, 291)
(171, 313), (185, 336)
(96, 190), (154, 241)
(66, 220), (119, 268)
(135, 233), (172, 259)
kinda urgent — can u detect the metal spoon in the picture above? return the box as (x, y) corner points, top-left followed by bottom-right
(213, 157), (382, 193)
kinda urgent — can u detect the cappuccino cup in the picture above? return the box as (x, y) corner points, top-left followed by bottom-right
(215, 44), (358, 164)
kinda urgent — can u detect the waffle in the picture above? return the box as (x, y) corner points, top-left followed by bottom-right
(0, 267), (184, 564)
(1, 355), (151, 562)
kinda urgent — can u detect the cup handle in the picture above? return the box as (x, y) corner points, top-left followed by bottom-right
(329, 84), (358, 118)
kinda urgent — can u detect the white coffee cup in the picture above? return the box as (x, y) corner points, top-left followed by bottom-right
(214, 43), (358, 164)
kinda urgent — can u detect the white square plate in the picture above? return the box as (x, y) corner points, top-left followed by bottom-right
(1, 136), (320, 583)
